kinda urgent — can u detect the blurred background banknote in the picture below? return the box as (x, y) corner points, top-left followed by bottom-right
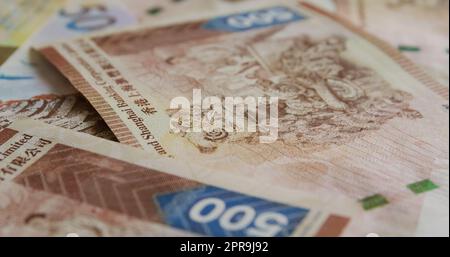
(35, 1), (449, 236)
(121, 0), (336, 24)
(0, 0), (448, 237)
(0, 119), (356, 237)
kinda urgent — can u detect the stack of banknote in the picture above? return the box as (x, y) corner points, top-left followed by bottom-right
(0, 0), (448, 237)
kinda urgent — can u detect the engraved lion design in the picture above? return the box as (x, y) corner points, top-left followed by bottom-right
(167, 34), (422, 153)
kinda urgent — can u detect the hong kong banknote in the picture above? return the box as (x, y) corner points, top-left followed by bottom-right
(122, 0), (337, 24)
(0, 0), (137, 139)
(334, 0), (449, 87)
(36, 1), (449, 236)
(0, 0), (63, 65)
(0, 119), (355, 237)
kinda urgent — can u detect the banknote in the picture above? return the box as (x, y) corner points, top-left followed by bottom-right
(333, 0), (449, 87)
(36, 1), (449, 236)
(0, 119), (355, 236)
(1, 0), (137, 101)
(0, 0), (63, 64)
(0, 0), (137, 139)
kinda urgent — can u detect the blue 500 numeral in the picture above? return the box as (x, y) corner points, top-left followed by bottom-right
(189, 197), (289, 237)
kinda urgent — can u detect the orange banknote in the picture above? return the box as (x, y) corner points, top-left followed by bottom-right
(0, 0), (137, 139)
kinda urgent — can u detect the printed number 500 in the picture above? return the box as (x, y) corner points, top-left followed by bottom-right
(189, 197), (289, 236)
(60, 5), (116, 31)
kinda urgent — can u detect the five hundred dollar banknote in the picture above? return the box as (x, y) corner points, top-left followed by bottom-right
(0, 119), (355, 237)
(334, 0), (449, 87)
(32, 0), (449, 236)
